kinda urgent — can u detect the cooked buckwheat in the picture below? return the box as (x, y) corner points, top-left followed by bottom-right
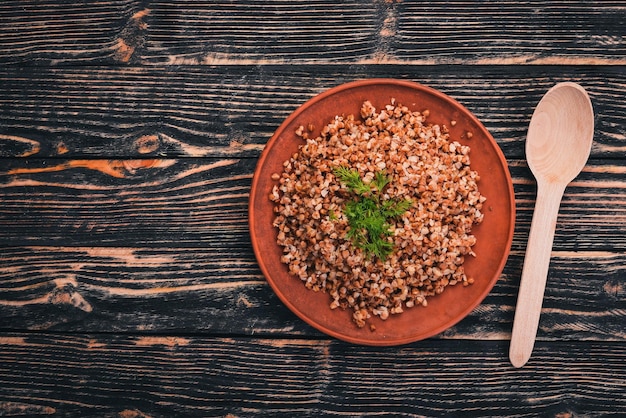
(270, 100), (485, 328)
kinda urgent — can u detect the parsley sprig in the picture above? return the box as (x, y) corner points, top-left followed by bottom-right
(333, 167), (411, 260)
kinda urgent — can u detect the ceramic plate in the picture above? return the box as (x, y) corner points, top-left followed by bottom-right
(249, 79), (515, 345)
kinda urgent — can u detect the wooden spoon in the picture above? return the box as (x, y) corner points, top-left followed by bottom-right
(509, 82), (594, 368)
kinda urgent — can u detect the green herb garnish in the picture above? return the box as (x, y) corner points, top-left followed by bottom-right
(333, 167), (411, 260)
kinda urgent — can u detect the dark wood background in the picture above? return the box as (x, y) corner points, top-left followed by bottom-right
(1, 1), (624, 416)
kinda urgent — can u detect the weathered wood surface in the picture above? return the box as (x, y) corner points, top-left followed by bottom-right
(0, 158), (625, 250)
(1, 247), (625, 343)
(1, 1), (625, 65)
(0, 335), (624, 417)
(1, 0), (625, 416)
(0, 66), (624, 159)
(0, 159), (624, 340)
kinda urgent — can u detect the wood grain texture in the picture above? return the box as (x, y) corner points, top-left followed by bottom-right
(2, 1), (624, 66)
(0, 158), (623, 338)
(1, 0), (624, 414)
(0, 246), (624, 341)
(0, 0), (148, 65)
(0, 158), (250, 246)
(145, 0), (381, 65)
(0, 335), (624, 417)
(0, 158), (625, 250)
(391, 1), (626, 65)
(0, 66), (624, 159)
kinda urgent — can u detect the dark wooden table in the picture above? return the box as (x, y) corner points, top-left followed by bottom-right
(1, 1), (624, 416)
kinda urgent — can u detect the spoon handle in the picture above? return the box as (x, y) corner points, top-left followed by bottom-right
(509, 181), (567, 368)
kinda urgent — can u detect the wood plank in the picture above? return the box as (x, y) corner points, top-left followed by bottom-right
(0, 246), (624, 341)
(0, 334), (624, 416)
(1, 158), (623, 338)
(0, 158), (251, 247)
(144, 0), (381, 65)
(4, 1), (622, 66)
(0, 66), (624, 158)
(0, 0), (147, 65)
(0, 158), (625, 251)
(391, 1), (626, 65)
(513, 160), (626, 252)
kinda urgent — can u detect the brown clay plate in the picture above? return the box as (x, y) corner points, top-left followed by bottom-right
(249, 79), (515, 345)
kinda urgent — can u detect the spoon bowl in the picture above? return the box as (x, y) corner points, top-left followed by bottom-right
(510, 82), (594, 368)
(526, 83), (595, 183)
